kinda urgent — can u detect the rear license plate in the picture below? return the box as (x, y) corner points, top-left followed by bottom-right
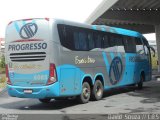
(24, 89), (33, 94)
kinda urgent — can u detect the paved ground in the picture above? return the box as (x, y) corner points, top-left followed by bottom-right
(0, 80), (160, 114)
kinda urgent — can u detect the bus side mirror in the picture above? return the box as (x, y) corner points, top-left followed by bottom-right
(153, 54), (155, 57)
(149, 46), (155, 57)
(153, 53), (155, 57)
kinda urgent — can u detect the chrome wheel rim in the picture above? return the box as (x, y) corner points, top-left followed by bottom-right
(83, 87), (90, 99)
(96, 84), (102, 97)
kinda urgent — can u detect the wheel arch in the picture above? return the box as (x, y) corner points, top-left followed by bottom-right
(94, 73), (105, 86)
(141, 71), (145, 81)
(81, 74), (93, 88)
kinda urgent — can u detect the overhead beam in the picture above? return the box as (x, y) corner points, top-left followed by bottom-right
(93, 18), (147, 25)
(100, 10), (160, 25)
(93, 18), (155, 34)
(85, 0), (119, 24)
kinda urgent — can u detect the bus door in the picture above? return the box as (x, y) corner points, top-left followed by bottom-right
(143, 44), (152, 81)
(123, 36), (137, 85)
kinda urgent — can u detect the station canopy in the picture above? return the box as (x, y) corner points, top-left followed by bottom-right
(86, 0), (160, 34)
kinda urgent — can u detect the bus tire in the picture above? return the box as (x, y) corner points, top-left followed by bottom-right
(77, 82), (91, 104)
(39, 98), (51, 103)
(137, 74), (144, 89)
(91, 80), (104, 101)
(54, 97), (68, 101)
(129, 84), (136, 87)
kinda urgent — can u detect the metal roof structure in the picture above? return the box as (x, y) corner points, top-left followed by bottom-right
(86, 0), (160, 34)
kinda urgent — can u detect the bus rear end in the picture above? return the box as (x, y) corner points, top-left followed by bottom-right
(5, 18), (59, 99)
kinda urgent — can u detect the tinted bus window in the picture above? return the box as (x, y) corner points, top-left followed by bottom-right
(58, 25), (90, 51)
(116, 35), (125, 53)
(73, 31), (79, 50)
(58, 25), (75, 50)
(109, 34), (116, 47)
(109, 34), (123, 52)
(103, 35), (110, 48)
(129, 37), (136, 52)
(123, 36), (136, 53)
(88, 33), (95, 50)
(135, 38), (144, 54)
(94, 33), (103, 48)
(73, 31), (88, 51)
(79, 32), (88, 50)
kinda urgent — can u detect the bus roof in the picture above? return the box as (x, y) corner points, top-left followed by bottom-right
(8, 18), (143, 38)
(109, 26), (141, 38)
(53, 19), (142, 38)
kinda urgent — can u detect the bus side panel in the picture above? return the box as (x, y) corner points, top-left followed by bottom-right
(60, 67), (76, 96)
(125, 54), (136, 85)
(102, 51), (132, 88)
(58, 50), (103, 96)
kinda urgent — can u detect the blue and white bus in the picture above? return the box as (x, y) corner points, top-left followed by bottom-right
(5, 18), (155, 103)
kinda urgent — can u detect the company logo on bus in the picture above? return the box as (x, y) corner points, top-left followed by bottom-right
(109, 56), (123, 85)
(19, 23), (38, 39)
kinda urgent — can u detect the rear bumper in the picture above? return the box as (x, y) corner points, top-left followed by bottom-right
(7, 82), (59, 99)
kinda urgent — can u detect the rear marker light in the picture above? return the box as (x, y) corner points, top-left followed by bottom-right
(47, 64), (57, 85)
(8, 21), (13, 25)
(6, 64), (12, 85)
(45, 18), (49, 21)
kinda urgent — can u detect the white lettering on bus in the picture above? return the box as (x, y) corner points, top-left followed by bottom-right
(75, 56), (95, 64)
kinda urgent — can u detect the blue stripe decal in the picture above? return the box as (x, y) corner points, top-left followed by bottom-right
(14, 22), (20, 32)
(32, 19), (36, 24)
(102, 52), (110, 73)
(110, 52), (114, 60)
(92, 25), (97, 30)
(112, 27), (141, 37)
(110, 29), (115, 33)
(118, 53), (121, 58)
(9, 70), (49, 87)
(22, 20), (26, 25)
(101, 27), (106, 31)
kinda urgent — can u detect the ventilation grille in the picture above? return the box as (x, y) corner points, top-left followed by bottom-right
(10, 52), (46, 62)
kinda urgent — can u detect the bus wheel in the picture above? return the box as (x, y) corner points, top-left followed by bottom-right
(78, 82), (91, 104)
(54, 97), (68, 101)
(39, 98), (51, 103)
(137, 74), (144, 89)
(91, 80), (104, 101)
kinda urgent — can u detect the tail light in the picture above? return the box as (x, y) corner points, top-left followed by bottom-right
(6, 64), (12, 85)
(45, 18), (49, 21)
(47, 64), (57, 85)
(8, 21), (13, 25)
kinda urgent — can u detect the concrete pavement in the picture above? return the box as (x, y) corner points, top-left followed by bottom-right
(0, 80), (160, 114)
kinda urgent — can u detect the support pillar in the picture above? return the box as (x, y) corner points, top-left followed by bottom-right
(155, 25), (160, 72)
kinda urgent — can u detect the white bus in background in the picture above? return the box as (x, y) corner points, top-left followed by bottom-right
(0, 38), (5, 57)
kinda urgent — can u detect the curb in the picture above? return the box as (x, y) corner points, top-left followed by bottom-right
(152, 75), (160, 81)
(0, 87), (7, 95)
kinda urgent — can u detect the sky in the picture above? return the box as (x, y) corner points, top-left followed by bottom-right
(0, 0), (103, 37)
(0, 0), (156, 40)
(144, 33), (156, 41)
